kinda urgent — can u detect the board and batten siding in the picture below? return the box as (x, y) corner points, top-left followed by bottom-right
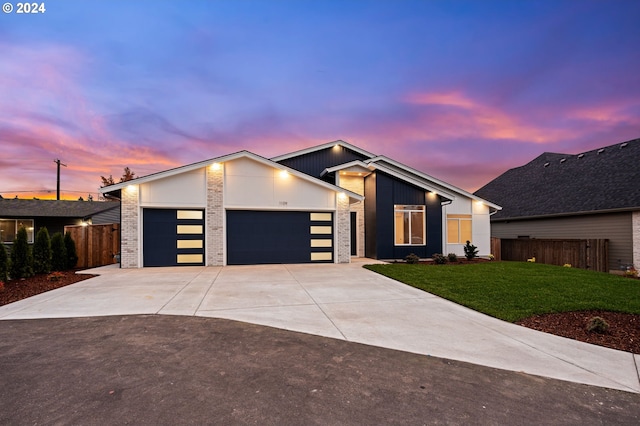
(491, 211), (633, 271)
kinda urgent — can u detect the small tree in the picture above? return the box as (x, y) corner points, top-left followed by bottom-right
(50, 232), (67, 271)
(33, 227), (52, 274)
(64, 231), (78, 269)
(0, 243), (9, 282)
(10, 227), (33, 279)
(463, 240), (478, 261)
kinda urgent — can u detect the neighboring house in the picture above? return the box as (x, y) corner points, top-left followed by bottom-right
(0, 199), (121, 244)
(100, 141), (500, 268)
(474, 138), (640, 271)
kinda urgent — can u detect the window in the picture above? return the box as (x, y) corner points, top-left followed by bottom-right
(0, 219), (35, 243)
(394, 205), (425, 245)
(447, 215), (472, 244)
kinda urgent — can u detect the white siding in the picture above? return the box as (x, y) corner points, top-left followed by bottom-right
(224, 157), (336, 210)
(140, 169), (207, 207)
(443, 198), (492, 257)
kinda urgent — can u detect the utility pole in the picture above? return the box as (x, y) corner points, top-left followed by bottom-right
(54, 159), (67, 200)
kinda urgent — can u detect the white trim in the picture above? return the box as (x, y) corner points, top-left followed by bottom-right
(366, 156), (502, 210)
(393, 204), (426, 246)
(321, 160), (372, 177)
(270, 140), (376, 162)
(100, 150), (364, 204)
(224, 205), (337, 212)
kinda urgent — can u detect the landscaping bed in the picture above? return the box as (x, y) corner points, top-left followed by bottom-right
(0, 271), (96, 307)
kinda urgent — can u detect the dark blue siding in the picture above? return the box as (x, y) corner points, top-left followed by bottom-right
(277, 145), (370, 178)
(368, 171), (442, 259)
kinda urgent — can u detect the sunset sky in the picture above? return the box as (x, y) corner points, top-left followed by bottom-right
(1, 0), (639, 200)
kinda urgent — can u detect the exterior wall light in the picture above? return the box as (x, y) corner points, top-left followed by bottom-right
(211, 163), (221, 171)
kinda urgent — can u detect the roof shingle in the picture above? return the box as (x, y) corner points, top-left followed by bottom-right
(474, 138), (640, 220)
(0, 199), (120, 219)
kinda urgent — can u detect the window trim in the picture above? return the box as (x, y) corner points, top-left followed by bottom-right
(394, 205), (426, 246)
(0, 218), (35, 244)
(447, 214), (472, 244)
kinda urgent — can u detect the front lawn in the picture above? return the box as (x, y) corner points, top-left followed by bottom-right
(365, 262), (640, 322)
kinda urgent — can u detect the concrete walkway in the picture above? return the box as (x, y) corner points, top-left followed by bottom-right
(0, 260), (638, 393)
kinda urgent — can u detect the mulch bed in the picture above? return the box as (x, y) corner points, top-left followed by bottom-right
(1, 267), (639, 354)
(516, 310), (640, 354)
(0, 271), (96, 307)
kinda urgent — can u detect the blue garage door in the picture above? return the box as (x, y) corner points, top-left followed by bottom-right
(227, 210), (333, 265)
(143, 208), (205, 267)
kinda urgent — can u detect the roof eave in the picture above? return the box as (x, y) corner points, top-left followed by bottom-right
(492, 206), (639, 222)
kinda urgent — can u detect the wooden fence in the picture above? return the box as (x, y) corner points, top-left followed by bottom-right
(64, 223), (120, 269)
(490, 237), (501, 261)
(499, 238), (609, 272)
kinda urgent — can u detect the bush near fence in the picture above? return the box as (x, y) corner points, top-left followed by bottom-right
(64, 223), (120, 268)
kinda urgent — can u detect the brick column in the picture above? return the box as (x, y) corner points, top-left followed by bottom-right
(336, 193), (351, 263)
(633, 211), (640, 268)
(120, 185), (139, 268)
(206, 164), (224, 266)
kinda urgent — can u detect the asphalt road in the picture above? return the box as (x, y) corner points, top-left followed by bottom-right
(0, 315), (638, 425)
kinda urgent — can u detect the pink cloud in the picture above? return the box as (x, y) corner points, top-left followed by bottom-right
(0, 41), (182, 199)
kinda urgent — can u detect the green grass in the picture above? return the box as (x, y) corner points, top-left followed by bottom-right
(365, 262), (640, 322)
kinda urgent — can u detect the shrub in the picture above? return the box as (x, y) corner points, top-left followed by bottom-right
(447, 253), (458, 262)
(33, 227), (52, 275)
(432, 253), (447, 264)
(64, 231), (78, 269)
(0, 243), (8, 282)
(586, 316), (609, 334)
(10, 227), (33, 279)
(463, 241), (478, 261)
(50, 232), (68, 271)
(405, 253), (420, 264)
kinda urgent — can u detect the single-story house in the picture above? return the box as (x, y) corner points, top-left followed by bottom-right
(0, 199), (121, 244)
(474, 138), (640, 271)
(100, 141), (500, 267)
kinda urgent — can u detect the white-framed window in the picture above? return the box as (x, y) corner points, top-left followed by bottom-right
(447, 214), (472, 244)
(394, 205), (425, 245)
(0, 219), (35, 243)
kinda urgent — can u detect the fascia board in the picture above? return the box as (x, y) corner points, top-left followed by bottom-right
(370, 163), (456, 201)
(367, 157), (502, 210)
(321, 160), (372, 176)
(270, 140), (377, 162)
(99, 150), (250, 193)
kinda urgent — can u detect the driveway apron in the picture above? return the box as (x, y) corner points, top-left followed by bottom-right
(0, 260), (638, 394)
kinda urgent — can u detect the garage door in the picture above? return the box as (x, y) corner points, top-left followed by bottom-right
(143, 209), (205, 267)
(227, 210), (333, 265)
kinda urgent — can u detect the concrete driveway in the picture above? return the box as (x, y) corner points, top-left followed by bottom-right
(0, 260), (638, 393)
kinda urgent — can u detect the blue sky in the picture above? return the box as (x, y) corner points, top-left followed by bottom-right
(1, 0), (639, 199)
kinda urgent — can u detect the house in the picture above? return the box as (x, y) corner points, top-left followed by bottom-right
(0, 199), (121, 244)
(100, 141), (500, 267)
(474, 138), (640, 271)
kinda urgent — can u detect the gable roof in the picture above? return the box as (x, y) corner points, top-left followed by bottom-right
(99, 150), (364, 203)
(474, 138), (640, 220)
(275, 140), (501, 209)
(270, 140), (376, 162)
(0, 199), (120, 219)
